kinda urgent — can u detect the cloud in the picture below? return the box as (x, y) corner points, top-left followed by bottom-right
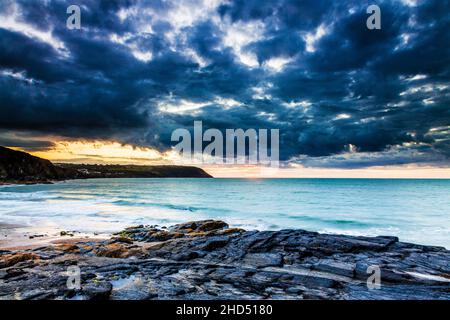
(0, 0), (449, 168)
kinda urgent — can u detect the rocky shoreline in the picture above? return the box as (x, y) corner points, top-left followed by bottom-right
(0, 220), (449, 300)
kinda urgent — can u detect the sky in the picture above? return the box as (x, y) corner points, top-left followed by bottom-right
(0, 0), (449, 178)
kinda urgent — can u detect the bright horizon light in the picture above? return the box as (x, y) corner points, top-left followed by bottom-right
(7, 140), (450, 179)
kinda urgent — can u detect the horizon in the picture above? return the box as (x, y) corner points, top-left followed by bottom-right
(5, 144), (450, 179)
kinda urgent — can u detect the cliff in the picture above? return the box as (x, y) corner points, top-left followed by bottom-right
(0, 146), (211, 184)
(57, 163), (212, 178)
(0, 146), (78, 183)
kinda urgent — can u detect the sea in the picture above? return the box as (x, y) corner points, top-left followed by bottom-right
(0, 178), (449, 248)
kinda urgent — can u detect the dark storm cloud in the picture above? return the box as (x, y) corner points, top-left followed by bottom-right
(0, 0), (449, 167)
(0, 130), (55, 151)
(218, 0), (332, 29)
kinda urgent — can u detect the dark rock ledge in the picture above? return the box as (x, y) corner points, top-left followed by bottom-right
(1, 220), (449, 300)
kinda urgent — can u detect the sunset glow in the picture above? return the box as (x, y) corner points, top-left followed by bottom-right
(8, 140), (449, 179)
(20, 140), (169, 165)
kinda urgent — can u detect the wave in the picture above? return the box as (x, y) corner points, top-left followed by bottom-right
(111, 199), (229, 213)
(0, 178), (449, 248)
(292, 215), (374, 228)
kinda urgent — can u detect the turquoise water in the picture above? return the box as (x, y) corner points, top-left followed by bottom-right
(0, 178), (449, 248)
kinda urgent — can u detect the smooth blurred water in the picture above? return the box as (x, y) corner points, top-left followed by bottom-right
(0, 178), (449, 248)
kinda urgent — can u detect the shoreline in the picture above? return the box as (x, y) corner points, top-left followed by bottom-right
(0, 223), (110, 251)
(0, 175), (214, 186)
(1, 219), (449, 300)
(1, 220), (448, 251)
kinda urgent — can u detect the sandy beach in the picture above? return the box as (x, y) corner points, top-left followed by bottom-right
(0, 222), (108, 251)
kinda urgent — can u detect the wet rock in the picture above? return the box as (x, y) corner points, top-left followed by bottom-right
(1, 220), (449, 300)
(144, 230), (184, 242)
(20, 289), (56, 300)
(55, 244), (79, 253)
(111, 236), (133, 244)
(1, 268), (26, 279)
(120, 220), (232, 243)
(28, 234), (45, 239)
(94, 244), (128, 258)
(0, 252), (39, 268)
(79, 244), (94, 253)
(197, 220), (228, 232)
(217, 227), (245, 235)
(243, 253), (283, 268)
(96, 263), (138, 273)
(171, 221), (199, 231)
(197, 236), (230, 251)
(110, 275), (157, 300)
(172, 220), (228, 233)
(82, 281), (113, 300)
(313, 260), (355, 278)
(172, 251), (201, 261)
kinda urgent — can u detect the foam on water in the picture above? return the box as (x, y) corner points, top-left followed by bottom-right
(0, 178), (449, 248)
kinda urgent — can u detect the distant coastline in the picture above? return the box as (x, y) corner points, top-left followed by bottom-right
(0, 146), (212, 185)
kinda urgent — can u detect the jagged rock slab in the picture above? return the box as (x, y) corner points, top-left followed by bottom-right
(1, 220), (449, 300)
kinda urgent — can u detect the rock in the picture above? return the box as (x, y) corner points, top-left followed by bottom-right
(82, 281), (113, 300)
(218, 228), (245, 235)
(29, 234), (45, 239)
(119, 220), (231, 243)
(1, 220), (449, 300)
(243, 253), (283, 268)
(79, 244), (94, 253)
(197, 220), (228, 232)
(19, 289), (55, 300)
(111, 236), (133, 244)
(172, 251), (201, 261)
(2, 268), (27, 279)
(55, 244), (79, 253)
(146, 230), (184, 242)
(197, 236), (230, 251)
(172, 220), (228, 233)
(187, 231), (208, 237)
(172, 221), (199, 231)
(0, 252), (39, 268)
(94, 244), (128, 258)
(313, 260), (355, 278)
